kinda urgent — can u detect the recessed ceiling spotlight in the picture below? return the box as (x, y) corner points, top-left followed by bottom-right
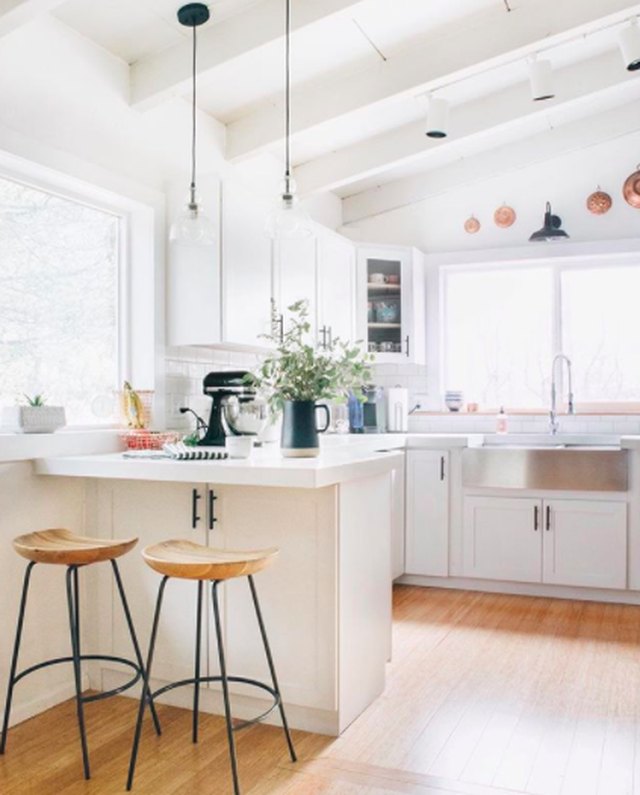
(425, 96), (449, 139)
(529, 56), (555, 101)
(619, 18), (640, 71)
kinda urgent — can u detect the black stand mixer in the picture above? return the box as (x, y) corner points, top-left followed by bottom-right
(197, 371), (263, 446)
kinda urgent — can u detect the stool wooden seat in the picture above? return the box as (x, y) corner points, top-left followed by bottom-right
(13, 528), (137, 566)
(142, 539), (278, 581)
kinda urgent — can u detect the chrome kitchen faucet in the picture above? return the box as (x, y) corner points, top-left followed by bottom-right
(549, 353), (575, 435)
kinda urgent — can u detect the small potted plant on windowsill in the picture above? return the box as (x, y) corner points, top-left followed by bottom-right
(247, 300), (372, 458)
(2, 394), (67, 434)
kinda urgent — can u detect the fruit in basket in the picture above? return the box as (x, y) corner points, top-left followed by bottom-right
(122, 381), (147, 429)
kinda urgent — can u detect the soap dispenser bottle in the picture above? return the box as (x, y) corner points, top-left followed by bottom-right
(496, 406), (509, 435)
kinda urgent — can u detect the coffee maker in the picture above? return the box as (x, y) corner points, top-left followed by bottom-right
(199, 370), (258, 446)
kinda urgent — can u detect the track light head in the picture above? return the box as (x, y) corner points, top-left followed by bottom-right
(425, 96), (449, 139)
(529, 57), (555, 101)
(619, 19), (640, 71)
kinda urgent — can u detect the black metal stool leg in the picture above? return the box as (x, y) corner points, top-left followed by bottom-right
(110, 560), (161, 737)
(248, 575), (297, 763)
(193, 580), (204, 743)
(66, 565), (91, 780)
(0, 561), (36, 754)
(212, 580), (241, 795)
(126, 575), (169, 792)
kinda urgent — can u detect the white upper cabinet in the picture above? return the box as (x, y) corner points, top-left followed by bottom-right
(405, 450), (449, 577)
(542, 499), (627, 589)
(221, 181), (274, 349)
(317, 232), (356, 347)
(273, 236), (318, 340)
(357, 245), (426, 364)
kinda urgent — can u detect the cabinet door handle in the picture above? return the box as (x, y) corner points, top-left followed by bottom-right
(405, 335), (410, 358)
(327, 326), (333, 348)
(278, 314), (284, 343)
(208, 489), (218, 530)
(534, 505), (539, 531)
(440, 456), (445, 481)
(545, 505), (551, 531)
(320, 325), (328, 349)
(192, 488), (202, 529)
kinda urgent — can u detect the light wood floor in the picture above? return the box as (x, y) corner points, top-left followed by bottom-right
(2, 585), (640, 794)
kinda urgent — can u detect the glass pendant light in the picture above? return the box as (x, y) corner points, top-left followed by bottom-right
(265, 0), (312, 239)
(170, 3), (216, 246)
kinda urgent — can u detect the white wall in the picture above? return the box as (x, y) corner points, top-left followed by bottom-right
(342, 131), (640, 253)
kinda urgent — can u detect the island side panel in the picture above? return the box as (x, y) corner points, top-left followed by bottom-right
(215, 484), (339, 735)
(338, 471), (392, 733)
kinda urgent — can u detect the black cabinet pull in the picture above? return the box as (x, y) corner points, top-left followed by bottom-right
(328, 326), (333, 348)
(534, 505), (539, 531)
(208, 489), (218, 530)
(545, 505), (551, 531)
(278, 314), (284, 342)
(440, 456), (445, 481)
(405, 335), (410, 358)
(192, 488), (202, 529)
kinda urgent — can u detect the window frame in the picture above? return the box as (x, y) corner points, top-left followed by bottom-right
(430, 242), (640, 413)
(0, 151), (158, 429)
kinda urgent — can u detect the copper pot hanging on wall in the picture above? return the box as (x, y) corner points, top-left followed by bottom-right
(586, 188), (612, 215)
(623, 166), (640, 209)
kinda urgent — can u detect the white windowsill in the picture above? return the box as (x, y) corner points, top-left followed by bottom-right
(0, 429), (124, 463)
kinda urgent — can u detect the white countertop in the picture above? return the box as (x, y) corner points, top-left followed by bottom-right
(34, 445), (405, 489)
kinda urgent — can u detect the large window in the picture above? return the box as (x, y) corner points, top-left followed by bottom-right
(0, 174), (121, 425)
(443, 260), (640, 410)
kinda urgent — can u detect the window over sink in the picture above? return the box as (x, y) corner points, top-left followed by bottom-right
(0, 173), (121, 425)
(442, 257), (640, 411)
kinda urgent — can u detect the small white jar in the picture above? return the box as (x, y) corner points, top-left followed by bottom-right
(225, 436), (254, 459)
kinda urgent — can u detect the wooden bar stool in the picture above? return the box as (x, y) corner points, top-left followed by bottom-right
(0, 528), (160, 780)
(126, 539), (297, 794)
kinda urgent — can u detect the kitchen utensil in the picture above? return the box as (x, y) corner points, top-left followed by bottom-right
(369, 272), (386, 284)
(386, 387), (409, 432)
(464, 216), (480, 234)
(222, 395), (268, 436)
(623, 166), (640, 209)
(587, 188), (612, 215)
(494, 205), (516, 228)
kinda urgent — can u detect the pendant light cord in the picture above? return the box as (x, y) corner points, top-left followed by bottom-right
(284, 0), (291, 194)
(190, 22), (197, 206)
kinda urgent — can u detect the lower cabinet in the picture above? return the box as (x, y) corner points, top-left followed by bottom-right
(463, 495), (627, 589)
(405, 450), (449, 577)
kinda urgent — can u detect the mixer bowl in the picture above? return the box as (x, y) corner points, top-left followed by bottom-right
(222, 396), (269, 436)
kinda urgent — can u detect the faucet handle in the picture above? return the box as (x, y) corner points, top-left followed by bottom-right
(568, 393), (575, 415)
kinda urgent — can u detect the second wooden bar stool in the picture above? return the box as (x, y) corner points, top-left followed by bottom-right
(127, 539), (297, 794)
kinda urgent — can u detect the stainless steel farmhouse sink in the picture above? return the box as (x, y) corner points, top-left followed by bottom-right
(463, 438), (628, 492)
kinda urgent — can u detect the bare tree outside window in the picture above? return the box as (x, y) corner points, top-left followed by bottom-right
(0, 176), (119, 424)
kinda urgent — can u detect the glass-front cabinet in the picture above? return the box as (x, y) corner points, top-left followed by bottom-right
(357, 245), (426, 364)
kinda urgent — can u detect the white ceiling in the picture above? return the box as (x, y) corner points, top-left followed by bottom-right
(36, 0), (640, 206)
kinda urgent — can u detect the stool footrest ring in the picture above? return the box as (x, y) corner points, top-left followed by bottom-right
(13, 654), (143, 702)
(151, 675), (280, 731)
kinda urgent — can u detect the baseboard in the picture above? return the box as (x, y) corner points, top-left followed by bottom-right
(398, 574), (640, 605)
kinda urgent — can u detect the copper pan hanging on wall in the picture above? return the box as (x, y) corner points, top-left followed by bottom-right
(623, 165), (640, 209)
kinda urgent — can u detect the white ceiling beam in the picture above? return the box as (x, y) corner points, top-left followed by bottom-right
(227, 0), (640, 161)
(341, 102), (640, 225)
(130, 0), (368, 111)
(0, 0), (67, 38)
(295, 50), (636, 196)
